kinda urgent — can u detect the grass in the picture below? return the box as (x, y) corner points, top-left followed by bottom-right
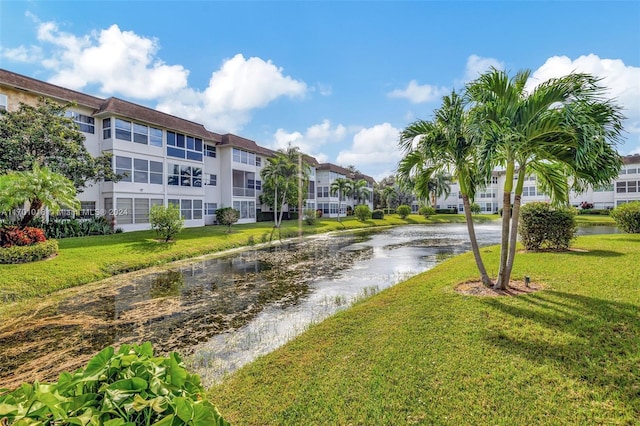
(209, 233), (639, 425)
(575, 214), (616, 226)
(0, 213), (496, 310)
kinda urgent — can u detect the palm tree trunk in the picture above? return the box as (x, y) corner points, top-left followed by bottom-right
(277, 190), (287, 227)
(462, 195), (493, 286)
(20, 198), (43, 228)
(496, 161), (515, 290)
(504, 193), (522, 285)
(273, 186), (279, 228)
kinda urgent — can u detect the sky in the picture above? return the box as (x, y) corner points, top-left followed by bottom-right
(1, 1), (639, 181)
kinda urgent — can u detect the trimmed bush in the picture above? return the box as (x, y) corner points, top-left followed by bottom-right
(150, 204), (184, 242)
(419, 206), (436, 218)
(303, 208), (318, 225)
(0, 239), (58, 264)
(217, 207), (240, 233)
(435, 208), (458, 214)
(396, 205), (412, 219)
(577, 209), (611, 215)
(0, 342), (229, 425)
(610, 201), (640, 233)
(470, 203), (481, 214)
(354, 205), (372, 222)
(372, 209), (385, 219)
(518, 202), (577, 251)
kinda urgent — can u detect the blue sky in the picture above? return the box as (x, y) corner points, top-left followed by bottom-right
(1, 1), (639, 180)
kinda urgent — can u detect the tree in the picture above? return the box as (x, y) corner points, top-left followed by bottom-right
(260, 145), (310, 228)
(149, 204), (184, 242)
(354, 205), (372, 222)
(348, 179), (370, 205)
(427, 172), (452, 208)
(0, 98), (117, 190)
(0, 165), (80, 227)
(330, 177), (352, 222)
(467, 68), (623, 289)
(399, 91), (493, 286)
(216, 207), (240, 233)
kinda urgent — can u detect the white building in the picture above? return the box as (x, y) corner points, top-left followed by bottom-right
(0, 69), (375, 230)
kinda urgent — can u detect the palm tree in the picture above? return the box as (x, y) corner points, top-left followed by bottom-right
(467, 68), (624, 289)
(348, 179), (370, 205)
(0, 165), (80, 227)
(399, 91), (493, 286)
(382, 185), (398, 210)
(427, 172), (452, 208)
(330, 177), (351, 222)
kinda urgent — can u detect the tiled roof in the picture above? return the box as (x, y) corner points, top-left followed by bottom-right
(317, 163), (354, 176)
(0, 68), (104, 109)
(97, 97), (215, 140)
(623, 154), (640, 165)
(219, 133), (277, 157)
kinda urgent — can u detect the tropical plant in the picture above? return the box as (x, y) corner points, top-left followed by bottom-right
(0, 97), (117, 189)
(216, 207), (240, 233)
(372, 209), (385, 219)
(303, 208), (319, 225)
(610, 201), (640, 233)
(470, 203), (481, 215)
(427, 172), (452, 208)
(0, 165), (80, 227)
(260, 145), (310, 228)
(354, 204), (372, 221)
(330, 177), (352, 222)
(348, 179), (371, 205)
(396, 205), (412, 219)
(399, 91), (493, 286)
(150, 204), (184, 242)
(0, 342), (229, 425)
(518, 202), (577, 251)
(419, 205), (436, 218)
(466, 68), (623, 288)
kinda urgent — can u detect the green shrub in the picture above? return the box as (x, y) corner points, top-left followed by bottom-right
(303, 208), (318, 225)
(435, 208), (458, 214)
(396, 205), (412, 219)
(518, 202), (577, 251)
(354, 205), (372, 221)
(150, 204), (185, 242)
(216, 207), (240, 233)
(0, 239), (58, 264)
(419, 206), (436, 218)
(0, 342), (229, 425)
(470, 203), (481, 214)
(577, 209), (611, 215)
(610, 201), (640, 233)
(372, 209), (385, 220)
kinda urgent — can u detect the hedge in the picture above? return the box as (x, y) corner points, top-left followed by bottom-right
(0, 239), (58, 264)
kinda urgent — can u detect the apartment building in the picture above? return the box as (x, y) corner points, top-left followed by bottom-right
(0, 69), (375, 230)
(430, 155), (640, 213)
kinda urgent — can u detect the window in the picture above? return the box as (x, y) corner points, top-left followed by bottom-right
(628, 168), (638, 175)
(134, 158), (148, 183)
(66, 111), (95, 134)
(232, 148), (257, 165)
(150, 161), (163, 184)
(133, 123), (149, 144)
(233, 200), (256, 219)
(115, 118), (132, 141)
(206, 174), (217, 186)
(181, 200), (192, 220)
(193, 200), (203, 220)
(114, 118), (162, 146)
(0, 94), (7, 110)
(135, 198), (150, 223)
(79, 201), (96, 219)
(150, 128), (163, 147)
(256, 157), (261, 167)
(617, 181), (627, 193)
(168, 164), (202, 187)
(491, 176), (498, 184)
(205, 144), (217, 158)
(116, 198), (133, 224)
(116, 156), (132, 182)
(103, 118), (111, 139)
(205, 203), (218, 215)
(232, 169), (256, 196)
(628, 181), (637, 193)
(168, 199), (202, 220)
(594, 183), (614, 192)
(167, 131), (203, 161)
(255, 180), (262, 191)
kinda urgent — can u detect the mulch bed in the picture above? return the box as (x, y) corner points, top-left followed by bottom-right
(455, 279), (544, 297)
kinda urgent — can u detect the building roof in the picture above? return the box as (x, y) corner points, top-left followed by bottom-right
(0, 68), (104, 109)
(96, 97), (215, 140)
(623, 154), (640, 165)
(219, 133), (277, 157)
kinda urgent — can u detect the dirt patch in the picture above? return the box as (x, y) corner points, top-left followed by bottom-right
(455, 280), (544, 297)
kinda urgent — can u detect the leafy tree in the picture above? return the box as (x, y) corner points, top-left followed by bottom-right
(348, 179), (371, 205)
(354, 204), (372, 221)
(0, 165), (80, 227)
(330, 177), (352, 222)
(470, 203), (481, 214)
(396, 205), (412, 219)
(260, 145), (310, 228)
(419, 205), (436, 218)
(0, 98), (117, 189)
(427, 172), (452, 208)
(399, 91), (493, 286)
(149, 204), (184, 242)
(467, 68), (623, 288)
(216, 207), (240, 233)
(611, 201), (640, 233)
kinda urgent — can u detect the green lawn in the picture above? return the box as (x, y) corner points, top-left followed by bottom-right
(0, 214), (497, 310)
(210, 233), (639, 425)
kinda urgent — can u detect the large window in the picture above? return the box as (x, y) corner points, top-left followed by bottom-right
(232, 148), (257, 165)
(617, 181), (639, 193)
(115, 118), (163, 147)
(206, 174), (217, 186)
(167, 131), (203, 161)
(169, 199), (203, 220)
(205, 144), (217, 158)
(79, 201), (96, 219)
(232, 170), (256, 196)
(116, 156), (132, 182)
(103, 118), (111, 139)
(115, 156), (163, 185)
(233, 200), (256, 219)
(66, 111), (95, 134)
(168, 164), (202, 187)
(205, 203), (218, 215)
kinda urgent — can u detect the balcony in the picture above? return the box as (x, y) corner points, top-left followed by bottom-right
(233, 187), (256, 197)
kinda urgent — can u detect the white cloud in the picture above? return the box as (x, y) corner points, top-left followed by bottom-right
(316, 83), (333, 96)
(462, 54), (505, 83)
(528, 54), (640, 153)
(336, 123), (402, 177)
(387, 80), (449, 104)
(270, 119), (346, 160)
(34, 22), (189, 99)
(1, 45), (42, 62)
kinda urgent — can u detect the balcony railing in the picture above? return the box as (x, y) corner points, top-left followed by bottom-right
(233, 187), (256, 197)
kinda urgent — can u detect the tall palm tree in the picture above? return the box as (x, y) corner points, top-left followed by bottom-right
(427, 172), (452, 208)
(467, 68), (624, 289)
(348, 179), (370, 205)
(399, 91), (493, 286)
(0, 165), (80, 227)
(330, 177), (351, 222)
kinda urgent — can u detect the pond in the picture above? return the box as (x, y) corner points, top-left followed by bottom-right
(0, 223), (615, 388)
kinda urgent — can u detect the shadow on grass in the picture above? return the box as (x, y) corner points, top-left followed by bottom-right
(565, 249), (624, 258)
(482, 290), (640, 415)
